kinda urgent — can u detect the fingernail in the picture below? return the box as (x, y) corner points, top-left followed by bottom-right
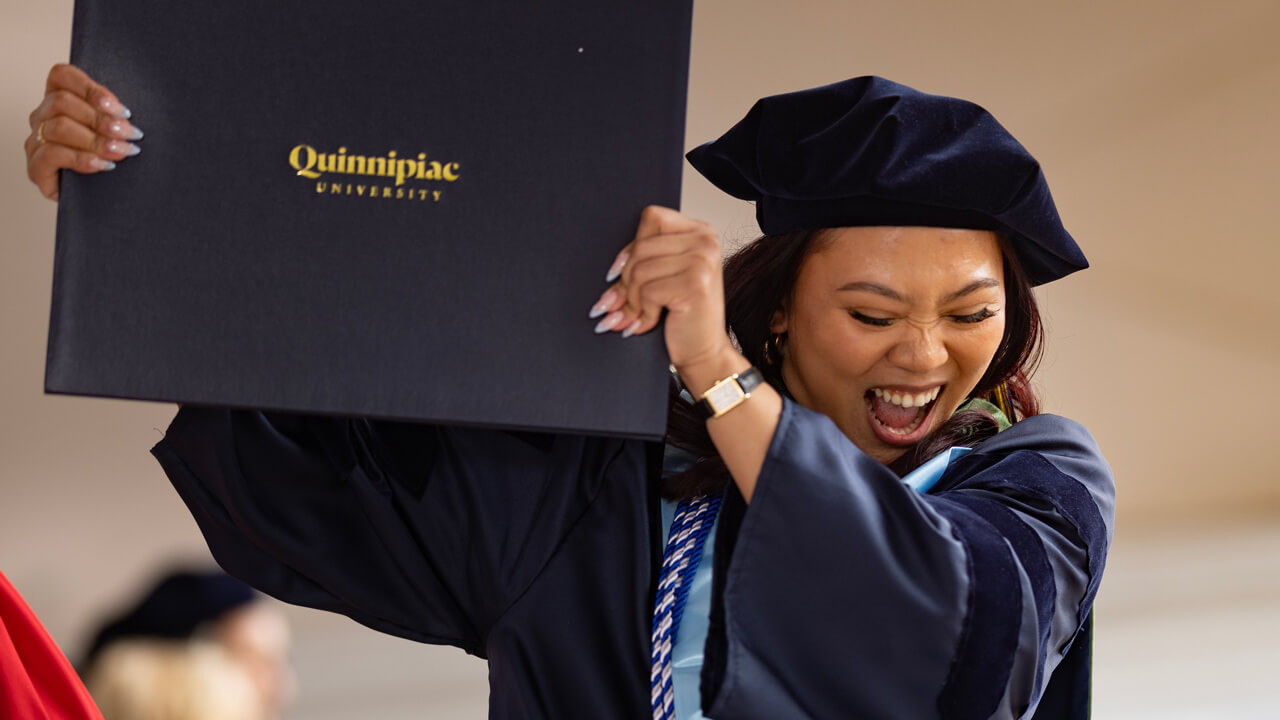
(107, 141), (141, 157)
(91, 158), (117, 171)
(605, 252), (629, 282)
(594, 310), (624, 334)
(100, 96), (131, 119)
(620, 319), (643, 338)
(109, 121), (144, 140)
(588, 289), (617, 319)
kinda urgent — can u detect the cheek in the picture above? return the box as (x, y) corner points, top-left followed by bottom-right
(798, 313), (883, 379)
(954, 320), (1006, 381)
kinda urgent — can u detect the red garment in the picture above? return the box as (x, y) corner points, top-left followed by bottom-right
(0, 571), (103, 720)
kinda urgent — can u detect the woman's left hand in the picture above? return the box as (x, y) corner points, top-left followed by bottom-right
(592, 206), (780, 502)
(588, 206), (737, 376)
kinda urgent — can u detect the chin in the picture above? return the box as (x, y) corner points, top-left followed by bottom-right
(845, 425), (910, 466)
(867, 445), (909, 467)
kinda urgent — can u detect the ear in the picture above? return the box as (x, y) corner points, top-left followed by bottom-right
(769, 308), (788, 334)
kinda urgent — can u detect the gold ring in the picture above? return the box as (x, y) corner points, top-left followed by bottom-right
(36, 120), (47, 146)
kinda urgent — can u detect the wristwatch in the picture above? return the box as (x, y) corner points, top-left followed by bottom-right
(694, 367), (764, 419)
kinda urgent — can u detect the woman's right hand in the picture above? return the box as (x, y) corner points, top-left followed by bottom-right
(24, 64), (143, 201)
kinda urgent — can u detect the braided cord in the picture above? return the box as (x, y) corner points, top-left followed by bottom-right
(650, 494), (722, 720)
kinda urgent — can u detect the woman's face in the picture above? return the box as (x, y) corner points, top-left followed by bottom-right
(773, 226), (1006, 465)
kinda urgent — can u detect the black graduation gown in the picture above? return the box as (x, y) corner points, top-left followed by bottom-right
(151, 399), (1113, 719)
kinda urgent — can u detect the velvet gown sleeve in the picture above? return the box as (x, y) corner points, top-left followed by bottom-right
(701, 400), (1114, 720)
(150, 407), (645, 657)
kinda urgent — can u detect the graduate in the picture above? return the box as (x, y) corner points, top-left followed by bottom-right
(26, 71), (1113, 719)
(80, 569), (294, 720)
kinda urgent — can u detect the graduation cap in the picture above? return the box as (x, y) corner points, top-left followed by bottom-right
(686, 76), (1088, 286)
(82, 569), (257, 670)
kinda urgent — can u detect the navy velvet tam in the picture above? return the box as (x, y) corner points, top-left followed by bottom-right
(82, 569), (257, 669)
(686, 76), (1088, 286)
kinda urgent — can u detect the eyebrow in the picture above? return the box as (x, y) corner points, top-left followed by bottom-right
(836, 277), (1001, 304)
(835, 281), (903, 301)
(941, 278), (1002, 303)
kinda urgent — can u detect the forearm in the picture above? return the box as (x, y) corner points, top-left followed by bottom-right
(675, 348), (783, 503)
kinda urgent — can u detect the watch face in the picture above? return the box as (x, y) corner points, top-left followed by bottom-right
(706, 378), (745, 412)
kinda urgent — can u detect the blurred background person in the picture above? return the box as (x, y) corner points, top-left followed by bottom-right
(80, 569), (295, 720)
(86, 639), (260, 720)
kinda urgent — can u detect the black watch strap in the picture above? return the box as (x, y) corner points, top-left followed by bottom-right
(694, 367), (765, 419)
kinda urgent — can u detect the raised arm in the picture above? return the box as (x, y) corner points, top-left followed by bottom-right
(590, 205), (782, 502)
(152, 407), (650, 656)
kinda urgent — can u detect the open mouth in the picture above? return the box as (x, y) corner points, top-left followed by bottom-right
(865, 386), (943, 443)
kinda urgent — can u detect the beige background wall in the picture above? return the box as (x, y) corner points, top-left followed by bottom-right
(3, 1), (1277, 717)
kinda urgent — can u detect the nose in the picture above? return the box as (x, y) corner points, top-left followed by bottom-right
(887, 322), (949, 374)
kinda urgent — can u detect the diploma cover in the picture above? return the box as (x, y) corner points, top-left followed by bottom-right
(48, 0), (694, 439)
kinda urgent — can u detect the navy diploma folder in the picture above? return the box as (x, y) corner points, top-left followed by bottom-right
(48, 0), (694, 439)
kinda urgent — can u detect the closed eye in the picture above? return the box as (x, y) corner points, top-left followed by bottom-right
(953, 308), (997, 324)
(850, 311), (894, 327)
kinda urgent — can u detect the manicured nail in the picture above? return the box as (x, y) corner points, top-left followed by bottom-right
(594, 310), (624, 334)
(620, 319), (643, 338)
(588, 289), (617, 319)
(605, 252), (629, 282)
(107, 140), (141, 157)
(90, 158), (117, 171)
(109, 121), (144, 140)
(100, 96), (131, 119)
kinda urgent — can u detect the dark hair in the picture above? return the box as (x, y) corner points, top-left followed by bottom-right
(662, 229), (1044, 500)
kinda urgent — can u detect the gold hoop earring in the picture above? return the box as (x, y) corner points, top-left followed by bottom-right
(762, 333), (785, 365)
